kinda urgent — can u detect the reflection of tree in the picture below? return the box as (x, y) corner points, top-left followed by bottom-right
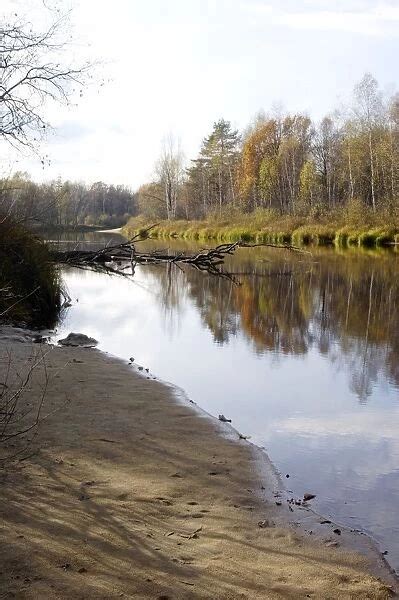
(140, 242), (399, 402)
(144, 263), (187, 336)
(234, 273), (312, 355)
(186, 275), (239, 344)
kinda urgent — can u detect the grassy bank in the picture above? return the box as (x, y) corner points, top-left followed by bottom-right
(0, 218), (61, 326)
(123, 208), (399, 249)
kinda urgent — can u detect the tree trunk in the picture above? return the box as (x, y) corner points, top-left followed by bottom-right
(368, 130), (376, 212)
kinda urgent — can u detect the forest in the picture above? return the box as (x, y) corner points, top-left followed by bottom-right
(0, 174), (137, 229)
(134, 73), (399, 237)
(2, 73), (398, 241)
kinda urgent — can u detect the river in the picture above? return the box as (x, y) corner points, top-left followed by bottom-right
(51, 231), (399, 573)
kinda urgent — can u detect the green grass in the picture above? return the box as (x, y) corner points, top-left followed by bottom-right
(0, 217), (61, 326)
(123, 208), (399, 249)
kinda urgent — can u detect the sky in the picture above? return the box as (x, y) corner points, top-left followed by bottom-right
(1, 0), (398, 189)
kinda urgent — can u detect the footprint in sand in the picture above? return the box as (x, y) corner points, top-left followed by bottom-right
(155, 497), (174, 506)
(179, 555), (194, 564)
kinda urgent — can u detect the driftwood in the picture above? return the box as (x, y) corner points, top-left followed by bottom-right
(51, 226), (303, 281)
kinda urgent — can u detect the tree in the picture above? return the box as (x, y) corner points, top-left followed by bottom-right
(278, 114), (313, 212)
(299, 159), (317, 211)
(156, 135), (184, 220)
(239, 117), (281, 210)
(137, 182), (166, 220)
(259, 155), (278, 208)
(187, 119), (240, 215)
(313, 116), (341, 209)
(137, 73), (398, 222)
(388, 93), (399, 201)
(0, 10), (90, 151)
(353, 73), (383, 211)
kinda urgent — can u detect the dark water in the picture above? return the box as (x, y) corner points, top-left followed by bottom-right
(53, 232), (399, 572)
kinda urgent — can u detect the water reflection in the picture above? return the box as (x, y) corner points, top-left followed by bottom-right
(55, 236), (399, 571)
(143, 244), (399, 404)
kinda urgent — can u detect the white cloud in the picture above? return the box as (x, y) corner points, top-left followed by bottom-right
(245, 1), (399, 35)
(1, 0), (398, 186)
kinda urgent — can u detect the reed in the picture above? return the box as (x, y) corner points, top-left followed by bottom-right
(124, 211), (399, 249)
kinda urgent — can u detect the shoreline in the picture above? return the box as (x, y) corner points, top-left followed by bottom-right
(122, 218), (399, 249)
(0, 333), (397, 598)
(157, 369), (398, 583)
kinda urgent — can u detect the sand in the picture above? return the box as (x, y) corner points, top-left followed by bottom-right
(0, 339), (397, 599)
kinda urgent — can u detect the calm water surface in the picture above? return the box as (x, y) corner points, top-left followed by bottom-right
(53, 232), (399, 572)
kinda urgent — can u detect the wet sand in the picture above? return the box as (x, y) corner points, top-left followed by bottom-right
(0, 339), (397, 599)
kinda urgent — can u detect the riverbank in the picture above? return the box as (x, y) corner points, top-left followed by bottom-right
(33, 224), (106, 234)
(0, 218), (60, 326)
(123, 214), (399, 248)
(0, 336), (396, 598)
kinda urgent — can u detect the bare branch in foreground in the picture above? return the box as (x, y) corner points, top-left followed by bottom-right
(50, 228), (305, 282)
(0, 345), (70, 461)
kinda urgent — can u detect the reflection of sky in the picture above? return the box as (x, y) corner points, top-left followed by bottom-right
(57, 266), (399, 572)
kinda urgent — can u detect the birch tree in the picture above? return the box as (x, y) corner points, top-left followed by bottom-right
(353, 73), (383, 211)
(156, 135), (184, 220)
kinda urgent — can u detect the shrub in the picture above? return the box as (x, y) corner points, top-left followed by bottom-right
(0, 217), (61, 326)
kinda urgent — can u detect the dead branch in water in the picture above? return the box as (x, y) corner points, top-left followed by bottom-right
(51, 226), (304, 281)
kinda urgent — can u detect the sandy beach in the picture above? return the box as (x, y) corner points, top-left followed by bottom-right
(0, 338), (397, 599)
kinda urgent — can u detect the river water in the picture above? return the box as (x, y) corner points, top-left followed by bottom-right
(52, 232), (399, 573)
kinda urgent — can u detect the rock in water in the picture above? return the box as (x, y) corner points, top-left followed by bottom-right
(218, 414), (232, 423)
(303, 493), (316, 502)
(58, 333), (98, 348)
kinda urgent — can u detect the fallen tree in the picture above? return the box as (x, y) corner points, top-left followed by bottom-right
(50, 227), (303, 281)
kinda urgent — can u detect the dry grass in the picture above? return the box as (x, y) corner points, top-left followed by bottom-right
(123, 201), (399, 248)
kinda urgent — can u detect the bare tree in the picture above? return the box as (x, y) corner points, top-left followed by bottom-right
(354, 73), (383, 211)
(156, 135), (184, 220)
(0, 10), (91, 151)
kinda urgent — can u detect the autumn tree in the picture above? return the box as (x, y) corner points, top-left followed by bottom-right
(388, 93), (399, 202)
(137, 182), (166, 220)
(239, 117), (281, 210)
(137, 73), (398, 222)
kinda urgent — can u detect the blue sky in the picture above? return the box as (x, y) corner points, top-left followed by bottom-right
(2, 0), (399, 187)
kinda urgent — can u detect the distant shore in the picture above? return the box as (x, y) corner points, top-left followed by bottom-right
(0, 333), (396, 598)
(123, 216), (399, 249)
(33, 224), (105, 234)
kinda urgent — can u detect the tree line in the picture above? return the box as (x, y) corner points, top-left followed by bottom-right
(0, 174), (137, 228)
(139, 73), (399, 222)
(1, 9), (140, 229)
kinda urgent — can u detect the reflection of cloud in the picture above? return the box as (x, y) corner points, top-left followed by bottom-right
(272, 410), (399, 486)
(275, 410), (399, 439)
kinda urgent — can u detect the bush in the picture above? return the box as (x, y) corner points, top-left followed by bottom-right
(0, 217), (60, 326)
